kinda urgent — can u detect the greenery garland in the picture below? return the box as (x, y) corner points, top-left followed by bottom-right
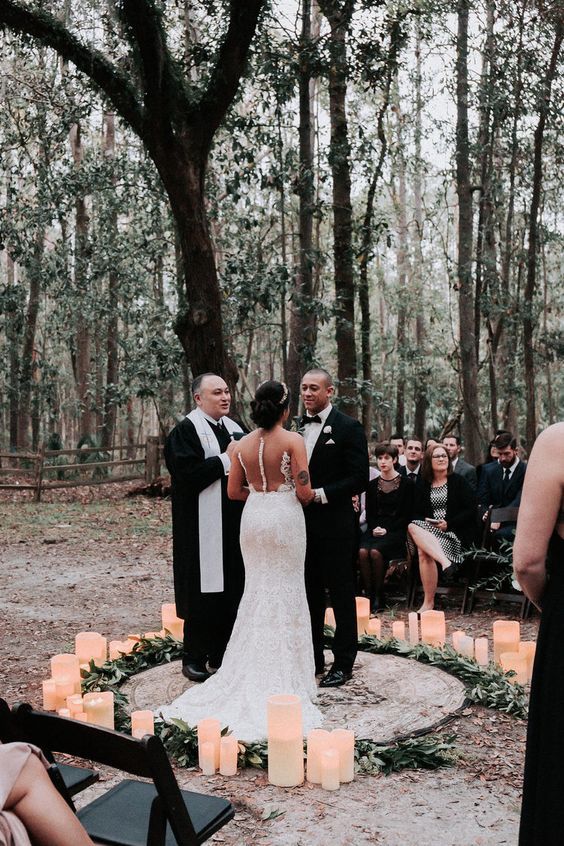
(79, 627), (526, 776)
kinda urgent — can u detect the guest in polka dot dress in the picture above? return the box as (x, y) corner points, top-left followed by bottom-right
(408, 443), (477, 612)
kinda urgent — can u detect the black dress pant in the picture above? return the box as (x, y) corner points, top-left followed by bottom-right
(305, 534), (358, 673)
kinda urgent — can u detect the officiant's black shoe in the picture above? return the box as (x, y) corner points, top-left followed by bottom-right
(182, 662), (210, 682)
(319, 668), (353, 688)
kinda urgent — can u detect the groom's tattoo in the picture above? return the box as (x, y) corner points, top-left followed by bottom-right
(297, 470), (310, 486)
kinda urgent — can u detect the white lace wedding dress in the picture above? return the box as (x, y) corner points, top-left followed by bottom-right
(159, 439), (323, 741)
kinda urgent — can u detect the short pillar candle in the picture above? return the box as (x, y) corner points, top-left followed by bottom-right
(66, 694), (84, 718)
(42, 680), (57, 711)
(420, 611), (446, 646)
(392, 621), (406, 641)
(474, 638), (489, 665)
(324, 607), (336, 629)
(83, 691), (115, 729)
(355, 597), (370, 637)
(330, 729), (355, 783)
(161, 604), (184, 641)
(500, 651), (528, 685)
(75, 632), (107, 667)
(267, 694), (304, 787)
(519, 642), (536, 683)
(306, 729), (331, 784)
(320, 748), (340, 791)
(459, 635), (474, 658)
(219, 736), (239, 776)
(197, 718), (221, 770)
(51, 654), (81, 694)
(131, 710), (155, 738)
(493, 620), (520, 664)
(55, 678), (76, 711)
(367, 618), (381, 638)
(200, 741), (216, 775)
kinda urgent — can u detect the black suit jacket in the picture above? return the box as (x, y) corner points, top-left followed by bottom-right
(412, 472), (478, 548)
(304, 407), (369, 539)
(477, 459), (527, 517)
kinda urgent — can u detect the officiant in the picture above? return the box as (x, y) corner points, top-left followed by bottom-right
(164, 373), (245, 682)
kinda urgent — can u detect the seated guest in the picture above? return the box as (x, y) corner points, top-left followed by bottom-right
(389, 434), (407, 466)
(476, 438), (499, 483)
(442, 434), (477, 491)
(0, 741), (94, 846)
(408, 444), (477, 613)
(400, 438), (424, 487)
(359, 443), (411, 613)
(478, 431), (526, 540)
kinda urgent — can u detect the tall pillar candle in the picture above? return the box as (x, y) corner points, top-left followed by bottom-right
(452, 630), (466, 653)
(458, 635), (474, 658)
(493, 620), (520, 664)
(392, 621), (406, 641)
(331, 729), (355, 783)
(519, 642), (536, 683)
(219, 736), (239, 776)
(420, 611), (446, 646)
(55, 678), (76, 711)
(355, 597), (370, 637)
(408, 612), (419, 645)
(474, 638), (489, 666)
(197, 718), (221, 770)
(306, 729), (331, 784)
(51, 654), (81, 693)
(200, 741), (216, 775)
(42, 680), (57, 711)
(320, 748), (340, 791)
(267, 695), (304, 787)
(324, 607), (336, 629)
(75, 632), (107, 666)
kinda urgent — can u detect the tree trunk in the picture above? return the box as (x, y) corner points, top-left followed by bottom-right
(523, 21), (562, 449)
(101, 111), (120, 449)
(287, 0), (318, 418)
(319, 0), (357, 415)
(392, 78), (409, 435)
(412, 20), (427, 440)
(6, 250), (20, 453)
(17, 232), (43, 451)
(455, 0), (482, 464)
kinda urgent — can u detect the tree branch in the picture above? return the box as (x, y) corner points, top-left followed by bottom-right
(194, 0), (266, 151)
(0, 0), (144, 136)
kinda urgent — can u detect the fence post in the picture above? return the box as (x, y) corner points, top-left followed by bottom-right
(34, 443), (46, 503)
(145, 436), (160, 484)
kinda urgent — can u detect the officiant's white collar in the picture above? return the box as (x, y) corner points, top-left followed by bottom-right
(198, 410), (226, 427)
(305, 403), (332, 424)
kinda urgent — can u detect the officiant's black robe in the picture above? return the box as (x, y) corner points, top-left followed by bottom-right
(164, 417), (244, 664)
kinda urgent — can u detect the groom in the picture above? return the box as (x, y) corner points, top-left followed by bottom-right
(301, 368), (369, 687)
(164, 373), (245, 682)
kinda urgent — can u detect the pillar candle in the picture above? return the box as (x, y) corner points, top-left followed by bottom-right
(161, 604), (184, 641)
(493, 620), (520, 664)
(55, 678), (76, 711)
(219, 735), (239, 776)
(109, 641), (126, 660)
(355, 597), (370, 637)
(459, 635), (474, 658)
(66, 694), (84, 717)
(42, 680), (57, 711)
(330, 729), (355, 783)
(324, 607), (336, 629)
(392, 621), (406, 641)
(474, 637), (489, 666)
(267, 694), (304, 787)
(367, 618), (381, 638)
(320, 748), (340, 791)
(143, 632), (158, 640)
(51, 654), (81, 693)
(200, 741), (216, 775)
(131, 710), (155, 738)
(58, 708), (71, 718)
(75, 711), (88, 722)
(500, 651), (528, 685)
(197, 718), (221, 770)
(75, 632), (107, 666)
(519, 642), (536, 683)
(408, 612), (419, 645)
(452, 630), (466, 652)
(420, 611), (446, 646)
(306, 729), (331, 784)
(83, 691), (115, 729)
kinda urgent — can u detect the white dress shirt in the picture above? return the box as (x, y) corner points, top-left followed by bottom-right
(201, 411), (230, 474)
(303, 404), (332, 504)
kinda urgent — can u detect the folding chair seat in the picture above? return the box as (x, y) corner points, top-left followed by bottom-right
(0, 697), (98, 797)
(11, 702), (234, 846)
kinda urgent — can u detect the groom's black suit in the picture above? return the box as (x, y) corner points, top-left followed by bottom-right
(303, 407), (369, 674)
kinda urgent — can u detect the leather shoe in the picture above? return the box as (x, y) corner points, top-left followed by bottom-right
(182, 662), (210, 682)
(319, 668), (353, 688)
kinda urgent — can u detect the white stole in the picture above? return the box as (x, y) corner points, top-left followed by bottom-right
(186, 408), (243, 593)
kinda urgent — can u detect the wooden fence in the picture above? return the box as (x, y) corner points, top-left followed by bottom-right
(0, 437), (165, 501)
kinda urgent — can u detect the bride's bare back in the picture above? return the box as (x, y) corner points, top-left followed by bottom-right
(228, 426), (313, 504)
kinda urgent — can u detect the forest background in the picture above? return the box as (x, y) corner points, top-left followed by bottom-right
(0, 0), (562, 467)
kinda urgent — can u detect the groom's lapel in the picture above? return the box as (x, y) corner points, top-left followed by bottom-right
(309, 406), (338, 466)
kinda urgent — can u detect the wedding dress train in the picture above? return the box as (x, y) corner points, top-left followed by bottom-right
(159, 442), (323, 741)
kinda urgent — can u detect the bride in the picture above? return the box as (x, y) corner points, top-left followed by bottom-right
(159, 380), (324, 741)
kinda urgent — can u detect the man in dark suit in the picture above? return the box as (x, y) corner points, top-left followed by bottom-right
(443, 434), (478, 492)
(399, 437), (424, 487)
(164, 373), (245, 682)
(301, 368), (369, 687)
(478, 432), (526, 540)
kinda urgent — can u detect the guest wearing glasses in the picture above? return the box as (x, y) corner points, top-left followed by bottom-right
(408, 444), (477, 612)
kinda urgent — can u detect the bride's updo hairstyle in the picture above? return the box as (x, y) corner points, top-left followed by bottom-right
(250, 380), (290, 431)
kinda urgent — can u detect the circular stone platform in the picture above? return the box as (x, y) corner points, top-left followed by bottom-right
(122, 650), (466, 743)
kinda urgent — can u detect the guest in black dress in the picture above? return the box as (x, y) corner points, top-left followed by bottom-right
(359, 443), (410, 613)
(514, 422), (564, 845)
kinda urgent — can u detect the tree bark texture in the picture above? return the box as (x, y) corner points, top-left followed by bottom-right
(412, 21), (427, 441)
(101, 111), (119, 449)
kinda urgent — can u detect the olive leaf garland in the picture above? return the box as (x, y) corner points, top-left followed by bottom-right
(79, 628), (527, 774)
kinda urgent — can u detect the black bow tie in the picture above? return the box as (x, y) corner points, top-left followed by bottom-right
(301, 414), (322, 425)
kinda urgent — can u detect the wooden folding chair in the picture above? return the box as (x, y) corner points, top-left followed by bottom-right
(0, 697), (99, 797)
(11, 702), (234, 846)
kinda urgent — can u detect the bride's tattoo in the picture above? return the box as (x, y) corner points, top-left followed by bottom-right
(297, 470), (310, 486)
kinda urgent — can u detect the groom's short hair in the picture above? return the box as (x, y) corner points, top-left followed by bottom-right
(191, 373), (219, 397)
(303, 367), (333, 387)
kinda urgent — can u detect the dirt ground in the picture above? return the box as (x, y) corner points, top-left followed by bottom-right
(0, 485), (535, 845)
